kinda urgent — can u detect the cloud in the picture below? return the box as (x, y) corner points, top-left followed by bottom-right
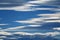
(44, 20), (60, 22)
(38, 12), (60, 23)
(46, 0), (60, 6)
(45, 31), (60, 36)
(15, 18), (44, 25)
(0, 36), (6, 39)
(0, 0), (58, 11)
(14, 12), (60, 31)
(13, 32), (39, 35)
(0, 0), (32, 7)
(13, 31), (60, 36)
(27, 25), (41, 27)
(0, 3), (15, 4)
(28, 0), (54, 4)
(7, 37), (18, 39)
(0, 24), (40, 31)
(0, 4), (54, 11)
(38, 12), (60, 17)
(2, 26), (25, 31)
(0, 31), (12, 35)
(53, 27), (60, 30)
(14, 32), (34, 35)
(0, 31), (59, 37)
(0, 24), (8, 26)
(15, 12), (60, 26)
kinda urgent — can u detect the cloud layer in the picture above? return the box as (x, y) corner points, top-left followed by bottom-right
(0, 0), (59, 11)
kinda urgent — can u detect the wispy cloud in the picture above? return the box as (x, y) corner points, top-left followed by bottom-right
(0, 31), (12, 35)
(45, 31), (60, 36)
(39, 12), (60, 23)
(0, 5), (54, 11)
(0, 3), (16, 4)
(0, 31), (59, 39)
(12, 12), (60, 32)
(15, 18), (43, 24)
(15, 12), (60, 26)
(13, 31), (60, 36)
(0, 24), (8, 26)
(38, 12), (60, 23)
(0, 31), (59, 37)
(2, 26), (25, 31)
(28, 0), (52, 4)
(38, 12), (60, 17)
(0, 36), (6, 39)
(53, 27), (60, 30)
(0, 0), (57, 11)
(27, 25), (41, 27)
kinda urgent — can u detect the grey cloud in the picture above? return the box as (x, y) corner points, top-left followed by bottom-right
(45, 0), (60, 6)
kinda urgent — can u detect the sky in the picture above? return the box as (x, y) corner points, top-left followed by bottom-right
(0, 0), (60, 39)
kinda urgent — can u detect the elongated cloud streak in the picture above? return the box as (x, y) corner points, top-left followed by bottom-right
(14, 31), (60, 36)
(0, 24), (8, 26)
(0, 0), (58, 11)
(1, 26), (25, 31)
(0, 31), (12, 35)
(53, 27), (60, 30)
(15, 12), (60, 23)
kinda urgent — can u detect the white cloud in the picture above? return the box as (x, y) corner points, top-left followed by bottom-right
(45, 31), (60, 36)
(15, 18), (44, 24)
(0, 5), (54, 11)
(0, 31), (59, 37)
(14, 32), (34, 35)
(38, 12), (60, 17)
(44, 20), (60, 22)
(15, 12), (60, 28)
(15, 12), (60, 23)
(28, 0), (52, 4)
(53, 27), (60, 30)
(2, 26), (25, 31)
(14, 32), (47, 36)
(13, 31), (60, 36)
(0, 24), (8, 26)
(0, 0), (56, 11)
(0, 31), (12, 35)
(27, 25), (41, 27)
(38, 12), (60, 23)
(40, 17), (60, 19)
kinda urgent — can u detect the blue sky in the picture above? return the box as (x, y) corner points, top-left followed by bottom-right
(0, 10), (56, 28)
(0, 0), (60, 39)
